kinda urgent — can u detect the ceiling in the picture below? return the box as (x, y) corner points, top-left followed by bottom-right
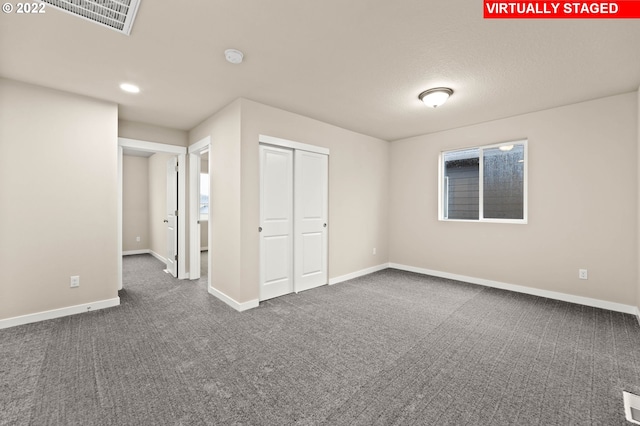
(1, 1), (639, 141)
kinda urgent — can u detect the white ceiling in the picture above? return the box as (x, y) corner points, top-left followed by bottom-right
(1, 1), (639, 141)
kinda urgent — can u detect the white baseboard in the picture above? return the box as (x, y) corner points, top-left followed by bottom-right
(0, 297), (120, 330)
(150, 250), (167, 264)
(123, 249), (150, 256)
(208, 286), (259, 312)
(389, 263), (637, 315)
(329, 263), (390, 285)
(636, 307), (640, 326)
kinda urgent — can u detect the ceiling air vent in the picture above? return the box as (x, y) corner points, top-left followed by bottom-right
(39, 0), (141, 35)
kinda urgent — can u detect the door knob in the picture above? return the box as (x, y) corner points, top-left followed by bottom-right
(323, 223), (327, 227)
(258, 226), (263, 232)
(163, 219), (168, 223)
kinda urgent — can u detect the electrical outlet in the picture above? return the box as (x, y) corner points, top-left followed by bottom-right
(373, 247), (377, 255)
(70, 275), (80, 288)
(136, 236), (141, 242)
(578, 269), (588, 280)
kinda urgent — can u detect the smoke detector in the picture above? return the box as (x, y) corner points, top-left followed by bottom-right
(38, 0), (141, 36)
(225, 49), (244, 64)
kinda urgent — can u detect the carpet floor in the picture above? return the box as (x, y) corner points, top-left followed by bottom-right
(2, 254), (640, 425)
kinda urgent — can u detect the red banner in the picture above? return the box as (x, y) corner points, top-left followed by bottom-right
(484, 1), (640, 18)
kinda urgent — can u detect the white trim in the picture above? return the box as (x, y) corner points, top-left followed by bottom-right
(329, 263), (390, 285)
(118, 138), (188, 287)
(150, 250), (167, 264)
(636, 306), (640, 326)
(0, 297), (120, 330)
(123, 249), (150, 256)
(117, 146), (123, 290)
(259, 134), (330, 155)
(188, 152), (202, 280)
(187, 136), (211, 282)
(208, 286), (259, 312)
(118, 137), (187, 155)
(623, 391), (640, 424)
(438, 139), (527, 224)
(188, 136), (211, 154)
(389, 263), (638, 315)
(177, 154), (187, 279)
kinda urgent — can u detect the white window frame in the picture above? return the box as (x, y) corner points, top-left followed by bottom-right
(438, 139), (528, 224)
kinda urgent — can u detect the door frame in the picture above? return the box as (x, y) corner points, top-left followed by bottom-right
(165, 156), (179, 277)
(258, 134), (330, 298)
(187, 136), (211, 282)
(117, 138), (188, 290)
(258, 134), (329, 156)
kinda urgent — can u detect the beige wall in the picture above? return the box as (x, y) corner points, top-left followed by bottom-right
(190, 100), (243, 300)
(200, 221), (208, 250)
(240, 99), (390, 302)
(122, 155), (150, 252)
(637, 87), (640, 314)
(119, 119), (188, 147)
(0, 78), (119, 319)
(118, 120), (189, 270)
(3, 78), (632, 321)
(148, 152), (176, 260)
(390, 92), (638, 306)
(189, 98), (389, 303)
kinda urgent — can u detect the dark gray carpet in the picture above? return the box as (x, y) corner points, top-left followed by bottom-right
(2, 254), (640, 425)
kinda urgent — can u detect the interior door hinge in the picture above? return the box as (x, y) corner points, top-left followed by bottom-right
(175, 210), (179, 216)
(174, 254), (178, 261)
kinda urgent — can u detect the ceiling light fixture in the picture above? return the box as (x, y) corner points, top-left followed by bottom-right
(120, 83), (140, 94)
(225, 49), (244, 64)
(419, 87), (453, 108)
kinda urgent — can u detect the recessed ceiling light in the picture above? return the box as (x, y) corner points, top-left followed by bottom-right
(225, 49), (244, 64)
(120, 83), (140, 94)
(419, 87), (453, 108)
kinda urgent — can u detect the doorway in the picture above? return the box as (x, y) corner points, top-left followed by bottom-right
(258, 135), (329, 301)
(188, 136), (211, 289)
(117, 138), (187, 290)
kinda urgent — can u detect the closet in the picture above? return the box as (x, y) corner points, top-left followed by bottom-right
(259, 136), (329, 301)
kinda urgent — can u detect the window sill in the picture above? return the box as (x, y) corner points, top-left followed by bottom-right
(439, 218), (527, 225)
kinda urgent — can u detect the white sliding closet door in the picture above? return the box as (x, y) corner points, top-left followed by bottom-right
(294, 150), (328, 292)
(259, 145), (294, 301)
(259, 140), (329, 302)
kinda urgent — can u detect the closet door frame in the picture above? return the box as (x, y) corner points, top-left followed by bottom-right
(258, 134), (329, 299)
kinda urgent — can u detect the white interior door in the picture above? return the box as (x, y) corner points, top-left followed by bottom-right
(259, 145), (294, 301)
(294, 150), (328, 292)
(166, 156), (178, 277)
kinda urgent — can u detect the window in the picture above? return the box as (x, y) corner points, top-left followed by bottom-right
(440, 140), (527, 223)
(200, 173), (209, 221)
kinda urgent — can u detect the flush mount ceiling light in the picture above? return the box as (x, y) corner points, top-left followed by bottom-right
(224, 49), (244, 64)
(120, 83), (140, 93)
(419, 87), (453, 108)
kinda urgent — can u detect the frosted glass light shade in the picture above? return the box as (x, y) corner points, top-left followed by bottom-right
(419, 87), (453, 108)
